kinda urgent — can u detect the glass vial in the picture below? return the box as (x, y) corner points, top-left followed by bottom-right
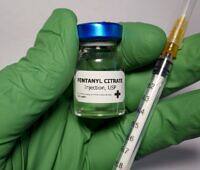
(74, 22), (125, 118)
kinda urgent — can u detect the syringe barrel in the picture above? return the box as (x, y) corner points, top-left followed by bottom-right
(164, 0), (197, 58)
(114, 55), (173, 170)
(114, 1), (197, 169)
(181, 0), (197, 20)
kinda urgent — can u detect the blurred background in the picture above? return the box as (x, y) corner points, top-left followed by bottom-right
(0, 0), (199, 169)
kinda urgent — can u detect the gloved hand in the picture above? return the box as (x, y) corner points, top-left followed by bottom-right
(0, 9), (199, 170)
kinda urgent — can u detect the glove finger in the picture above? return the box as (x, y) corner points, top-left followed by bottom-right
(85, 90), (200, 170)
(138, 89), (200, 158)
(126, 33), (200, 112)
(32, 8), (78, 95)
(118, 22), (166, 71)
(0, 9), (78, 163)
(85, 113), (136, 170)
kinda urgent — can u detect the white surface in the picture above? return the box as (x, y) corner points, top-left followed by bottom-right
(0, 0), (199, 169)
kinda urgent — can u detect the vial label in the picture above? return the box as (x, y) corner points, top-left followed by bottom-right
(75, 71), (125, 103)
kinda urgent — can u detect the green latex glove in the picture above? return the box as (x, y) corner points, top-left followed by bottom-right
(0, 9), (199, 170)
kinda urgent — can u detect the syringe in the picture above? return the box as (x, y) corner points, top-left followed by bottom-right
(114, 0), (197, 169)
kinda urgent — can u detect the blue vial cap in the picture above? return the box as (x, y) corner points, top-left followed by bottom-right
(77, 22), (122, 42)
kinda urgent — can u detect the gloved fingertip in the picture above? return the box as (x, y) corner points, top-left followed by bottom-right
(119, 22), (167, 71)
(52, 8), (77, 23)
(41, 8), (77, 35)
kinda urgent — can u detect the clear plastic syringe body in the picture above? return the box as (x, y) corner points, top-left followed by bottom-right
(114, 54), (173, 170)
(114, 0), (197, 169)
(181, 0), (197, 20)
(164, 0), (197, 58)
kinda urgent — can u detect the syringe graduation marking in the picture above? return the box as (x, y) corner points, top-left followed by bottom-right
(116, 74), (165, 170)
(114, 1), (197, 169)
